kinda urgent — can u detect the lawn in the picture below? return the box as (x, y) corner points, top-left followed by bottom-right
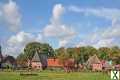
(0, 71), (110, 80)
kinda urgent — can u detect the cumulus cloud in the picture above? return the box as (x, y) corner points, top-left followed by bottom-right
(93, 38), (115, 48)
(76, 25), (120, 48)
(0, 0), (21, 32)
(102, 25), (120, 39)
(3, 31), (43, 57)
(69, 5), (120, 48)
(76, 38), (115, 48)
(43, 4), (65, 37)
(43, 4), (76, 47)
(2, 3), (76, 57)
(76, 41), (88, 47)
(52, 4), (64, 22)
(4, 4), (120, 56)
(69, 5), (120, 19)
(69, 5), (120, 25)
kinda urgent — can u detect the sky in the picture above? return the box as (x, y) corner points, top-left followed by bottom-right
(0, 0), (120, 57)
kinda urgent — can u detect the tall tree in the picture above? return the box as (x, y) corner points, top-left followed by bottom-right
(24, 42), (54, 60)
(98, 47), (111, 60)
(78, 46), (98, 63)
(110, 46), (120, 64)
(17, 42), (54, 66)
(56, 47), (69, 64)
(16, 53), (27, 67)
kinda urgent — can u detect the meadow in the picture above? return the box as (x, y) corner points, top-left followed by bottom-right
(0, 70), (110, 80)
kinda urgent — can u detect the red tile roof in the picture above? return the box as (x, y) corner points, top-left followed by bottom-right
(47, 58), (63, 67)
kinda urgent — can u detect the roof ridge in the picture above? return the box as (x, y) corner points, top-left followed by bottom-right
(32, 52), (41, 62)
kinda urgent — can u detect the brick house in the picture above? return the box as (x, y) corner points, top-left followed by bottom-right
(28, 52), (42, 70)
(28, 52), (47, 70)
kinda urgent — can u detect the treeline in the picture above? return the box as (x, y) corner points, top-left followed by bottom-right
(17, 42), (120, 66)
(55, 46), (120, 65)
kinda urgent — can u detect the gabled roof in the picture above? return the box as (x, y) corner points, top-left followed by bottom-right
(3, 55), (16, 64)
(86, 54), (101, 67)
(32, 52), (41, 62)
(31, 52), (48, 68)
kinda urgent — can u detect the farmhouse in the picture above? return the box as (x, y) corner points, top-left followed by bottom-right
(29, 52), (42, 70)
(0, 45), (16, 69)
(28, 52), (48, 70)
(86, 54), (102, 71)
(47, 58), (76, 72)
(2, 55), (16, 69)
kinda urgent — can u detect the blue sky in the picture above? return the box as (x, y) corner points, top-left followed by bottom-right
(0, 0), (120, 57)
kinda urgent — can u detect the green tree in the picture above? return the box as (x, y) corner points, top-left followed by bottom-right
(110, 46), (120, 64)
(17, 42), (54, 67)
(24, 42), (54, 60)
(16, 53), (27, 67)
(78, 46), (98, 63)
(98, 47), (111, 60)
(56, 47), (69, 64)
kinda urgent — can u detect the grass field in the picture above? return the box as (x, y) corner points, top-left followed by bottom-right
(0, 71), (110, 80)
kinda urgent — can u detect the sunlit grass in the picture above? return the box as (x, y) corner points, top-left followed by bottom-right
(0, 71), (110, 80)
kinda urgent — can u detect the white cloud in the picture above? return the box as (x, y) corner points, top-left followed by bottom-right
(8, 31), (35, 45)
(76, 41), (88, 47)
(76, 25), (120, 48)
(1, 0), (21, 32)
(69, 5), (120, 25)
(3, 31), (43, 57)
(43, 4), (76, 47)
(69, 5), (120, 48)
(102, 25), (120, 39)
(59, 40), (68, 47)
(52, 4), (64, 22)
(2, 3), (76, 57)
(43, 4), (65, 37)
(68, 5), (82, 13)
(4, 4), (120, 56)
(76, 38), (115, 48)
(93, 38), (115, 48)
(76, 26), (120, 48)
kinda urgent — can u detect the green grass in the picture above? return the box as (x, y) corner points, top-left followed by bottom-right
(0, 71), (110, 80)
